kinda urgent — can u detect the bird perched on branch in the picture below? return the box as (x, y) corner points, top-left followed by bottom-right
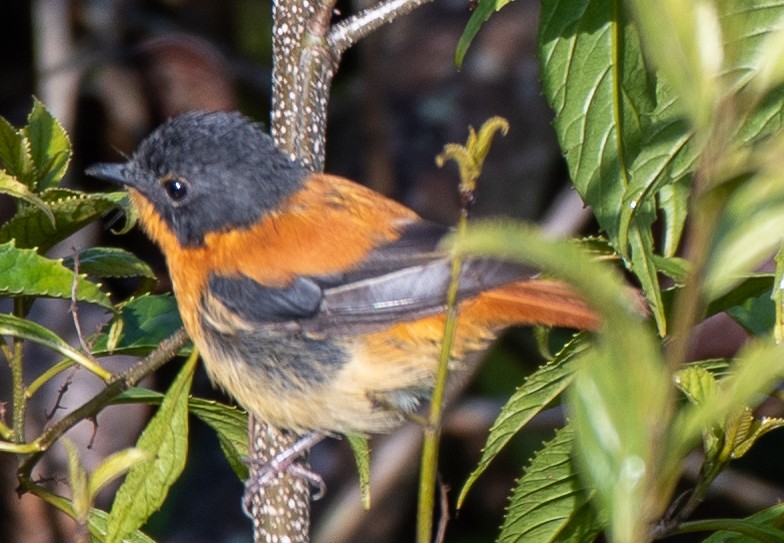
(88, 111), (597, 440)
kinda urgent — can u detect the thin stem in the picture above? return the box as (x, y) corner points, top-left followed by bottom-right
(10, 299), (27, 443)
(657, 517), (784, 543)
(17, 328), (189, 481)
(416, 196), (470, 542)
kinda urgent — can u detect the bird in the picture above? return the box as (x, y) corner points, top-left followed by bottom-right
(87, 110), (598, 439)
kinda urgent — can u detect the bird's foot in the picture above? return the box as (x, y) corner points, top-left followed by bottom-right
(242, 432), (326, 516)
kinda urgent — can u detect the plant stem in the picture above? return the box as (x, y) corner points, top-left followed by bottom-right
(416, 211), (466, 543)
(16, 328), (189, 481)
(10, 299), (27, 443)
(659, 517), (784, 543)
(664, 110), (733, 372)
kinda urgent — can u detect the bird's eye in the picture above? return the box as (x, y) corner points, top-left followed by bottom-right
(161, 176), (189, 202)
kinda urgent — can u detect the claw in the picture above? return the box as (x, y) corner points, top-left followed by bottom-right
(242, 432), (326, 516)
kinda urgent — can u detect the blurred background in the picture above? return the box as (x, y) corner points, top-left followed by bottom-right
(1, 1), (778, 542)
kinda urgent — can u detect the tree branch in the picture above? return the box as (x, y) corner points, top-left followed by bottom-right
(329, 0), (436, 56)
(17, 328), (190, 482)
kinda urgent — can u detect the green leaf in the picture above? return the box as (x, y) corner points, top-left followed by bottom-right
(628, 223), (666, 334)
(33, 492), (156, 543)
(0, 313), (111, 380)
(496, 426), (602, 543)
(675, 365), (718, 406)
(658, 179), (690, 258)
(113, 389), (249, 480)
(706, 275), (773, 318)
(63, 247), (156, 280)
(452, 221), (670, 542)
(774, 244), (784, 343)
(22, 97), (71, 190)
(749, 13), (784, 98)
(0, 170), (54, 225)
(92, 295), (184, 356)
(105, 351), (197, 543)
(87, 508), (157, 543)
(0, 240), (111, 308)
(347, 434), (371, 510)
(458, 332), (590, 506)
(0, 116), (34, 184)
(726, 290), (776, 336)
(628, 0), (723, 130)
(674, 340), (784, 459)
(189, 398), (249, 480)
(63, 438), (90, 521)
(455, 0), (513, 68)
(89, 448), (149, 500)
(706, 169), (784, 299)
(703, 503), (784, 542)
(0, 188), (127, 253)
(538, 0), (655, 245)
(651, 254), (689, 283)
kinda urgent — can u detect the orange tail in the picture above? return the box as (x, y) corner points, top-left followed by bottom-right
(468, 279), (600, 331)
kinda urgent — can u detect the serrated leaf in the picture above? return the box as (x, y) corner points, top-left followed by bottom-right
(0, 188), (127, 253)
(459, 332), (590, 506)
(105, 351), (197, 543)
(674, 340), (784, 459)
(728, 411), (784, 459)
(347, 434), (371, 510)
(0, 170), (54, 225)
(0, 313), (110, 380)
(88, 508), (157, 543)
(63, 247), (156, 280)
(651, 254), (689, 283)
(0, 240), (111, 308)
(23, 98), (71, 190)
(92, 295), (184, 356)
(0, 116), (34, 184)
(452, 220), (669, 542)
(497, 426), (601, 543)
(455, 0), (513, 68)
(674, 366), (718, 406)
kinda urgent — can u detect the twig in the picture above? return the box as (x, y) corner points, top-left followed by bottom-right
(328, 0), (436, 55)
(17, 327), (190, 482)
(69, 248), (93, 356)
(44, 367), (77, 420)
(435, 475), (450, 543)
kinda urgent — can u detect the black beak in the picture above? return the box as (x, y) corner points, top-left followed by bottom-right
(85, 163), (130, 186)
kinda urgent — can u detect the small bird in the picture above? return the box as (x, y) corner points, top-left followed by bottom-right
(87, 111), (597, 437)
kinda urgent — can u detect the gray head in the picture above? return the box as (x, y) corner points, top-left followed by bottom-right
(86, 111), (306, 247)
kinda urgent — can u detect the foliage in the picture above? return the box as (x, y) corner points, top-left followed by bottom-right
(454, 0), (784, 541)
(0, 101), (245, 543)
(5, 0), (784, 541)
